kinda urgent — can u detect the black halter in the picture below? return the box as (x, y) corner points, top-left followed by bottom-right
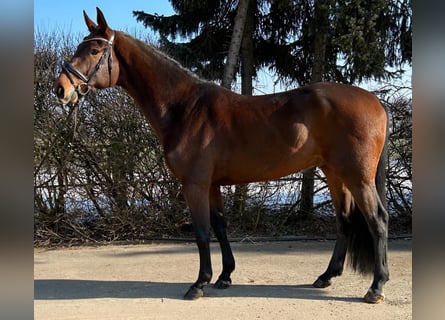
(62, 31), (115, 96)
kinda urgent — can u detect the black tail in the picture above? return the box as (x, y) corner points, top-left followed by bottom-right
(345, 206), (375, 274)
(345, 104), (388, 275)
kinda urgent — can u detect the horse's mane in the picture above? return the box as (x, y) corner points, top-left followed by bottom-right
(118, 32), (204, 83)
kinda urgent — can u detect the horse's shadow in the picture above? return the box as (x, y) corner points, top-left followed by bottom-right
(34, 279), (362, 303)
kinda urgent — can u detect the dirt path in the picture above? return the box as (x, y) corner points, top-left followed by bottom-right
(34, 239), (412, 320)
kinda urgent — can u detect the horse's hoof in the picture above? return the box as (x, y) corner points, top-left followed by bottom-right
(364, 289), (385, 304)
(313, 277), (332, 288)
(184, 286), (204, 300)
(214, 278), (231, 289)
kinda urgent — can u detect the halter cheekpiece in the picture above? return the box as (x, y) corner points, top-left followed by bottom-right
(62, 31), (115, 96)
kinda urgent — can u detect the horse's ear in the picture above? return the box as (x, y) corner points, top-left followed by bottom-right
(96, 7), (110, 34)
(83, 10), (97, 33)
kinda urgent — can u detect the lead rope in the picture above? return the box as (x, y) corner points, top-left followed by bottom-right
(71, 89), (90, 139)
(73, 102), (79, 138)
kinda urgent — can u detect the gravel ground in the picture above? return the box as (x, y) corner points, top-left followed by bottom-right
(34, 239), (412, 320)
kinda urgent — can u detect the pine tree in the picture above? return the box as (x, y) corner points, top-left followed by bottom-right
(134, 1), (238, 82)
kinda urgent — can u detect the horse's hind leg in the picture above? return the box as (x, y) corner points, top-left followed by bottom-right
(314, 169), (389, 303)
(352, 184), (389, 303)
(210, 185), (235, 289)
(313, 170), (352, 288)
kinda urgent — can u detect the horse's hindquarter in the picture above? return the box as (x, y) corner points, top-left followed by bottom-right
(307, 83), (387, 182)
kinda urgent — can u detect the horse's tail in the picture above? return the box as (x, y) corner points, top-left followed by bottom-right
(345, 103), (388, 275)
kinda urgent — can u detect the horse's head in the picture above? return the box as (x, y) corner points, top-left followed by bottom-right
(54, 7), (119, 105)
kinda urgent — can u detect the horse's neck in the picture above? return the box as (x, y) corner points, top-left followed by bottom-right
(115, 33), (200, 143)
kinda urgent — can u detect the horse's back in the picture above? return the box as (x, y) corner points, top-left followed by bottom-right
(302, 82), (383, 115)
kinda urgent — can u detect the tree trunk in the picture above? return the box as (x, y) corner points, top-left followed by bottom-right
(220, 0), (251, 215)
(240, 0), (255, 95)
(298, 0), (329, 219)
(221, 0), (250, 89)
(232, 0), (255, 216)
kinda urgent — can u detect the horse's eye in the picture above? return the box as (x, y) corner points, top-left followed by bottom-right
(91, 49), (99, 55)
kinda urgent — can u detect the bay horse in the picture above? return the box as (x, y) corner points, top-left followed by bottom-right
(54, 8), (389, 304)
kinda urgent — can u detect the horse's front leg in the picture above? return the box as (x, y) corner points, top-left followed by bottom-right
(182, 183), (213, 300)
(210, 185), (235, 289)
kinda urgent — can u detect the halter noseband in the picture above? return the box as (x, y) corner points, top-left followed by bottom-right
(62, 31), (115, 97)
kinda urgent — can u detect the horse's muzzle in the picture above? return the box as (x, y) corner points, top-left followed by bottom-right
(54, 75), (79, 106)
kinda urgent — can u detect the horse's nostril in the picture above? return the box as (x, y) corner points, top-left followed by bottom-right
(56, 86), (64, 99)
